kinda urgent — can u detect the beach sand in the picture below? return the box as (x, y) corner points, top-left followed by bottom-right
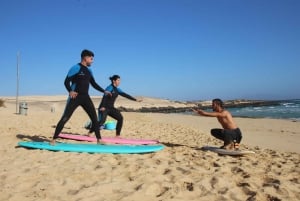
(0, 96), (299, 201)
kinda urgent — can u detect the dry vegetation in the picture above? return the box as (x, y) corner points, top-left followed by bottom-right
(0, 99), (5, 108)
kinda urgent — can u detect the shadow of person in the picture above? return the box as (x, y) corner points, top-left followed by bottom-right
(160, 141), (200, 149)
(160, 141), (186, 147)
(16, 133), (50, 142)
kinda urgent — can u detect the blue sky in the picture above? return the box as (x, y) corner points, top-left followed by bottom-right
(1, 0), (299, 101)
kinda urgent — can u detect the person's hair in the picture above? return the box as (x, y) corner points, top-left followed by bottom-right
(212, 98), (224, 108)
(109, 75), (120, 83)
(81, 49), (94, 58)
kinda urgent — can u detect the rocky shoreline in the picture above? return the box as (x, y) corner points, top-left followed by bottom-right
(118, 100), (282, 113)
(3, 96), (284, 115)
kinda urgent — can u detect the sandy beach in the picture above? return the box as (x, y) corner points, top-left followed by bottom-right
(0, 96), (299, 201)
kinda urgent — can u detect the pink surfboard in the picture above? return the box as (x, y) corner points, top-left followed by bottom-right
(59, 133), (159, 145)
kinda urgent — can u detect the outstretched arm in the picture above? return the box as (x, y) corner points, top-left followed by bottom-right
(192, 108), (225, 117)
(118, 88), (140, 101)
(90, 77), (112, 96)
(90, 76), (105, 93)
(120, 92), (137, 101)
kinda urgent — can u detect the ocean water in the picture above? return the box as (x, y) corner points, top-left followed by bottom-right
(226, 99), (300, 121)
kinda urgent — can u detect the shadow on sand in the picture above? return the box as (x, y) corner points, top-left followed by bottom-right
(160, 141), (202, 150)
(16, 133), (50, 142)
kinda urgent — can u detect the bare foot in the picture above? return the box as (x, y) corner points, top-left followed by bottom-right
(234, 143), (240, 150)
(115, 135), (122, 138)
(222, 142), (235, 150)
(97, 139), (106, 145)
(50, 139), (56, 146)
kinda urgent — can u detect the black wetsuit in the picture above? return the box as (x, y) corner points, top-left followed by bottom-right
(53, 63), (105, 140)
(97, 84), (136, 136)
(211, 128), (242, 146)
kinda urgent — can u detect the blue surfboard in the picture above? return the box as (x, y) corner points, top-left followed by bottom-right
(18, 141), (164, 154)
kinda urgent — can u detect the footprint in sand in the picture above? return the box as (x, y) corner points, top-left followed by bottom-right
(176, 167), (191, 175)
(263, 177), (281, 189)
(237, 182), (256, 200)
(184, 182), (194, 191)
(210, 176), (218, 188)
(231, 166), (251, 179)
(289, 177), (299, 184)
(163, 168), (171, 175)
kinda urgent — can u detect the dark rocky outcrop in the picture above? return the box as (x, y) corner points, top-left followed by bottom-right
(117, 100), (282, 113)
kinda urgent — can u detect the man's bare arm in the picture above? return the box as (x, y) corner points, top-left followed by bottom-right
(192, 108), (226, 117)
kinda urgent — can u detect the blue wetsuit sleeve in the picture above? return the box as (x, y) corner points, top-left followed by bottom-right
(118, 88), (137, 101)
(106, 85), (113, 92)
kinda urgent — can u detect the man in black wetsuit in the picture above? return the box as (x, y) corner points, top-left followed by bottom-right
(51, 49), (108, 145)
(88, 75), (141, 137)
